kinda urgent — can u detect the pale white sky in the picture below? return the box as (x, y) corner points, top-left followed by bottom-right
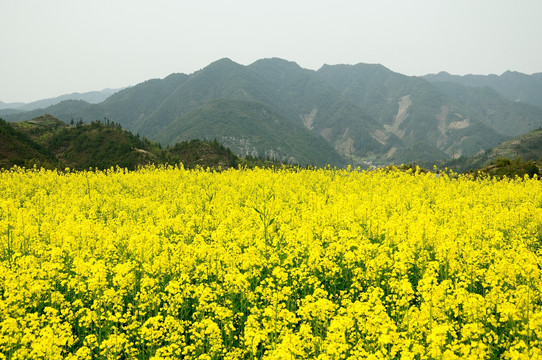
(1, 0), (541, 103)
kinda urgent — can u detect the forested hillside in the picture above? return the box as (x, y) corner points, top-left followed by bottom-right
(1, 115), (245, 170)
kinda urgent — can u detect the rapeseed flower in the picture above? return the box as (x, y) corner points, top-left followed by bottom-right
(0, 166), (541, 358)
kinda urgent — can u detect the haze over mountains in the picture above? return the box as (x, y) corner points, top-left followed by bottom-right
(0, 88), (121, 112)
(423, 71), (542, 109)
(3, 58), (542, 167)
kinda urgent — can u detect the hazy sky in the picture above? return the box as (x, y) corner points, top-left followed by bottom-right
(2, 0), (541, 103)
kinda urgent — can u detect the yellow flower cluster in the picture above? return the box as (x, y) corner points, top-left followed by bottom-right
(1, 165), (541, 359)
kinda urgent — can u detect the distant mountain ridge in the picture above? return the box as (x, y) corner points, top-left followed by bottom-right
(0, 100), (25, 109)
(423, 71), (542, 109)
(0, 88), (122, 112)
(4, 58), (542, 167)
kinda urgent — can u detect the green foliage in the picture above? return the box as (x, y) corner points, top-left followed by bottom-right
(479, 157), (541, 179)
(526, 162), (540, 178)
(1, 115), (245, 171)
(165, 139), (240, 169)
(156, 99), (347, 168)
(44, 118), (158, 170)
(440, 128), (542, 174)
(0, 117), (59, 169)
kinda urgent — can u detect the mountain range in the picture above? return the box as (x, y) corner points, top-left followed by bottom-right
(0, 88), (121, 112)
(423, 71), (542, 109)
(3, 58), (542, 167)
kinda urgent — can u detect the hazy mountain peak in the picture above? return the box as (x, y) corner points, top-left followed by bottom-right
(320, 62), (390, 72)
(204, 57), (241, 69)
(250, 57), (303, 69)
(501, 70), (528, 77)
(164, 72), (188, 81)
(189, 58), (247, 80)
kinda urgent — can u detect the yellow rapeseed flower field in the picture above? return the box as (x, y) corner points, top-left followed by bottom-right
(1, 165), (541, 359)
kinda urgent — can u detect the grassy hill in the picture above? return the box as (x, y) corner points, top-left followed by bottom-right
(11, 114), (69, 146)
(165, 139), (239, 169)
(47, 121), (160, 170)
(481, 128), (542, 161)
(2, 115), (248, 171)
(10, 115), (163, 170)
(0, 117), (59, 169)
(440, 127), (542, 175)
(477, 157), (540, 179)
